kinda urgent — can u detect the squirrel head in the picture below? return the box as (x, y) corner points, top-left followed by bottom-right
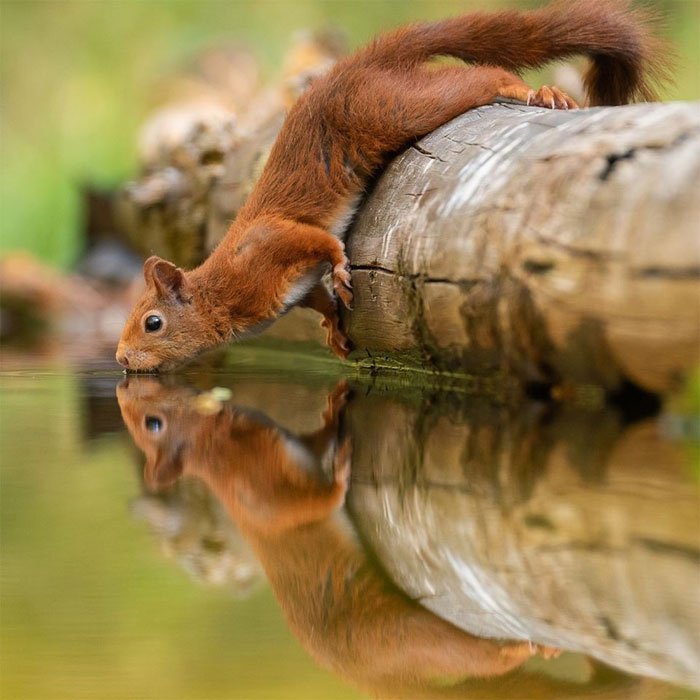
(117, 376), (186, 490)
(118, 375), (348, 534)
(117, 376), (211, 490)
(116, 256), (226, 372)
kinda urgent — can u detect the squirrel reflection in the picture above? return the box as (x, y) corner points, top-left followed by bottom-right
(118, 377), (563, 696)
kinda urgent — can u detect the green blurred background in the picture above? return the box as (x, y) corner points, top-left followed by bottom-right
(1, 0), (699, 269)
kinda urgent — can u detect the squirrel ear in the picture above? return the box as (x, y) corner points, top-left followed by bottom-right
(143, 255), (192, 303)
(143, 255), (161, 284)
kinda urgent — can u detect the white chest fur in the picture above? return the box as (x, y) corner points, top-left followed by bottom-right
(330, 194), (362, 239)
(282, 267), (323, 311)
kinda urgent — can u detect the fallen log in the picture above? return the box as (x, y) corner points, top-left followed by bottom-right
(117, 100), (700, 396)
(344, 101), (700, 396)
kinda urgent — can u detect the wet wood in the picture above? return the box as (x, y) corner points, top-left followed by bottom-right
(118, 99), (700, 395)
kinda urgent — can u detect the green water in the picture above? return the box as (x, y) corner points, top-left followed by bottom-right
(1, 360), (698, 700)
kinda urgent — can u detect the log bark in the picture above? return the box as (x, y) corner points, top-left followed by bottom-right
(117, 100), (700, 395)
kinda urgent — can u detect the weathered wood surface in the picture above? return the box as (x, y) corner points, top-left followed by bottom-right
(346, 392), (700, 689)
(344, 102), (700, 395)
(118, 100), (700, 395)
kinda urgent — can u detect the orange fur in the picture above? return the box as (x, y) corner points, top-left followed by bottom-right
(117, 0), (666, 371)
(117, 378), (563, 693)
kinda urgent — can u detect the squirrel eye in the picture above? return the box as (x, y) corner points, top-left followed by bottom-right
(144, 416), (163, 433)
(144, 315), (162, 333)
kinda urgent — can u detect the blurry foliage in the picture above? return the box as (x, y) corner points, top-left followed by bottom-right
(667, 367), (700, 478)
(0, 0), (698, 268)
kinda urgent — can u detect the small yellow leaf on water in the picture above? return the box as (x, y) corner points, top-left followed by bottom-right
(191, 387), (232, 415)
(211, 387), (232, 401)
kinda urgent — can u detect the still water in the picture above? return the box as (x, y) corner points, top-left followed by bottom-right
(1, 358), (699, 700)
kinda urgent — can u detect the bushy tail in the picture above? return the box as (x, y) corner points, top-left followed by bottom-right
(359, 0), (669, 106)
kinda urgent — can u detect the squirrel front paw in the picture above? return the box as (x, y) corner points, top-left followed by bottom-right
(332, 261), (354, 310)
(333, 436), (352, 490)
(323, 380), (350, 423)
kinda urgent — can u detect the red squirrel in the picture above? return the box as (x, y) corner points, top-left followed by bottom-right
(116, 0), (663, 371)
(117, 378), (565, 694)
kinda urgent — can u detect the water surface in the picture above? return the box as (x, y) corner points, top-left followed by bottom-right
(1, 360), (698, 700)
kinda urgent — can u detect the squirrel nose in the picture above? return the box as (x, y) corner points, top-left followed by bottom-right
(116, 348), (130, 367)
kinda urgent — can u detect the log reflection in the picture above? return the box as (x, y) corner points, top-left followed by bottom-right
(118, 375), (699, 698)
(347, 392), (700, 691)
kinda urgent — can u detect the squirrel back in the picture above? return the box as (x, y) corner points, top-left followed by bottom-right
(242, 0), (667, 224)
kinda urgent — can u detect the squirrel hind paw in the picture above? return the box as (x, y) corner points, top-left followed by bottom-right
(529, 85), (579, 110)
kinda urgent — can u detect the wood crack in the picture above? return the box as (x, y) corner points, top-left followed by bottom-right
(351, 264), (483, 288)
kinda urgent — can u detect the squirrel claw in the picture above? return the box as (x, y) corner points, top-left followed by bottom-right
(502, 642), (562, 662)
(322, 313), (352, 359)
(333, 264), (354, 310)
(534, 644), (562, 660)
(528, 85), (579, 110)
